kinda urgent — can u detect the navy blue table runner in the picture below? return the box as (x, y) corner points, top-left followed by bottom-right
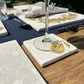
(0, 15), (60, 45)
(0, 15), (84, 45)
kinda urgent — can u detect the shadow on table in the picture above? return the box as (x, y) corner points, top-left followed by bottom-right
(67, 35), (84, 49)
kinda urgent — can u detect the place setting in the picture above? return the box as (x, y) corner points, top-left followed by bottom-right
(5, 0), (81, 68)
(11, 1), (84, 32)
(23, 0), (78, 67)
(5, 1), (84, 33)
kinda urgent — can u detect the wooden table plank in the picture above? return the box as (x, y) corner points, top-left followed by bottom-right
(55, 62), (84, 84)
(21, 28), (84, 84)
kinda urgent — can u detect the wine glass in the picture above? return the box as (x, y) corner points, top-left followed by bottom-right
(33, 0), (60, 51)
(0, 0), (8, 20)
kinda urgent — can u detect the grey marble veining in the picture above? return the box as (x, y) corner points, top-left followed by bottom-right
(0, 40), (46, 84)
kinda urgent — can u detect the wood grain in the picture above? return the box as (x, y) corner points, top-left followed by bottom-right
(21, 28), (84, 84)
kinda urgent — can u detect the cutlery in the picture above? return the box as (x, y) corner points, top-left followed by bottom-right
(13, 18), (33, 29)
(13, 18), (28, 27)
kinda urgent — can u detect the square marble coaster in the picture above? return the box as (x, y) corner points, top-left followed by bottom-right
(23, 34), (77, 67)
(0, 40), (46, 84)
(0, 21), (8, 37)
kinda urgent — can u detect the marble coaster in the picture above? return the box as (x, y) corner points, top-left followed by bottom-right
(0, 21), (8, 37)
(23, 34), (77, 67)
(0, 40), (46, 84)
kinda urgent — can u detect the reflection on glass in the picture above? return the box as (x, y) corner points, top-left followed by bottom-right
(0, 0), (8, 20)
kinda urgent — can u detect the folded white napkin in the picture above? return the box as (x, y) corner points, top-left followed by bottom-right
(14, 2), (69, 18)
(25, 2), (69, 18)
(25, 6), (42, 18)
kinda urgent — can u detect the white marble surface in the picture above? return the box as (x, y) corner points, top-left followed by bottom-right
(23, 34), (77, 67)
(0, 20), (8, 37)
(18, 12), (84, 31)
(0, 40), (46, 84)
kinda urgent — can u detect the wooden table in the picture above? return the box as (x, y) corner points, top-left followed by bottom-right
(21, 27), (84, 84)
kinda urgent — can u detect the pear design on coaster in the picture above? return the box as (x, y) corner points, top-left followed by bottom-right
(51, 41), (70, 53)
(51, 41), (65, 54)
(0, 27), (3, 30)
(64, 42), (70, 48)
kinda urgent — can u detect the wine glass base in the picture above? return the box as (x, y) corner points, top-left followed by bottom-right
(33, 36), (60, 51)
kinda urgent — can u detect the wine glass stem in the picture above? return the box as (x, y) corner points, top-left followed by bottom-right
(45, 5), (49, 38)
(42, 0), (51, 42)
